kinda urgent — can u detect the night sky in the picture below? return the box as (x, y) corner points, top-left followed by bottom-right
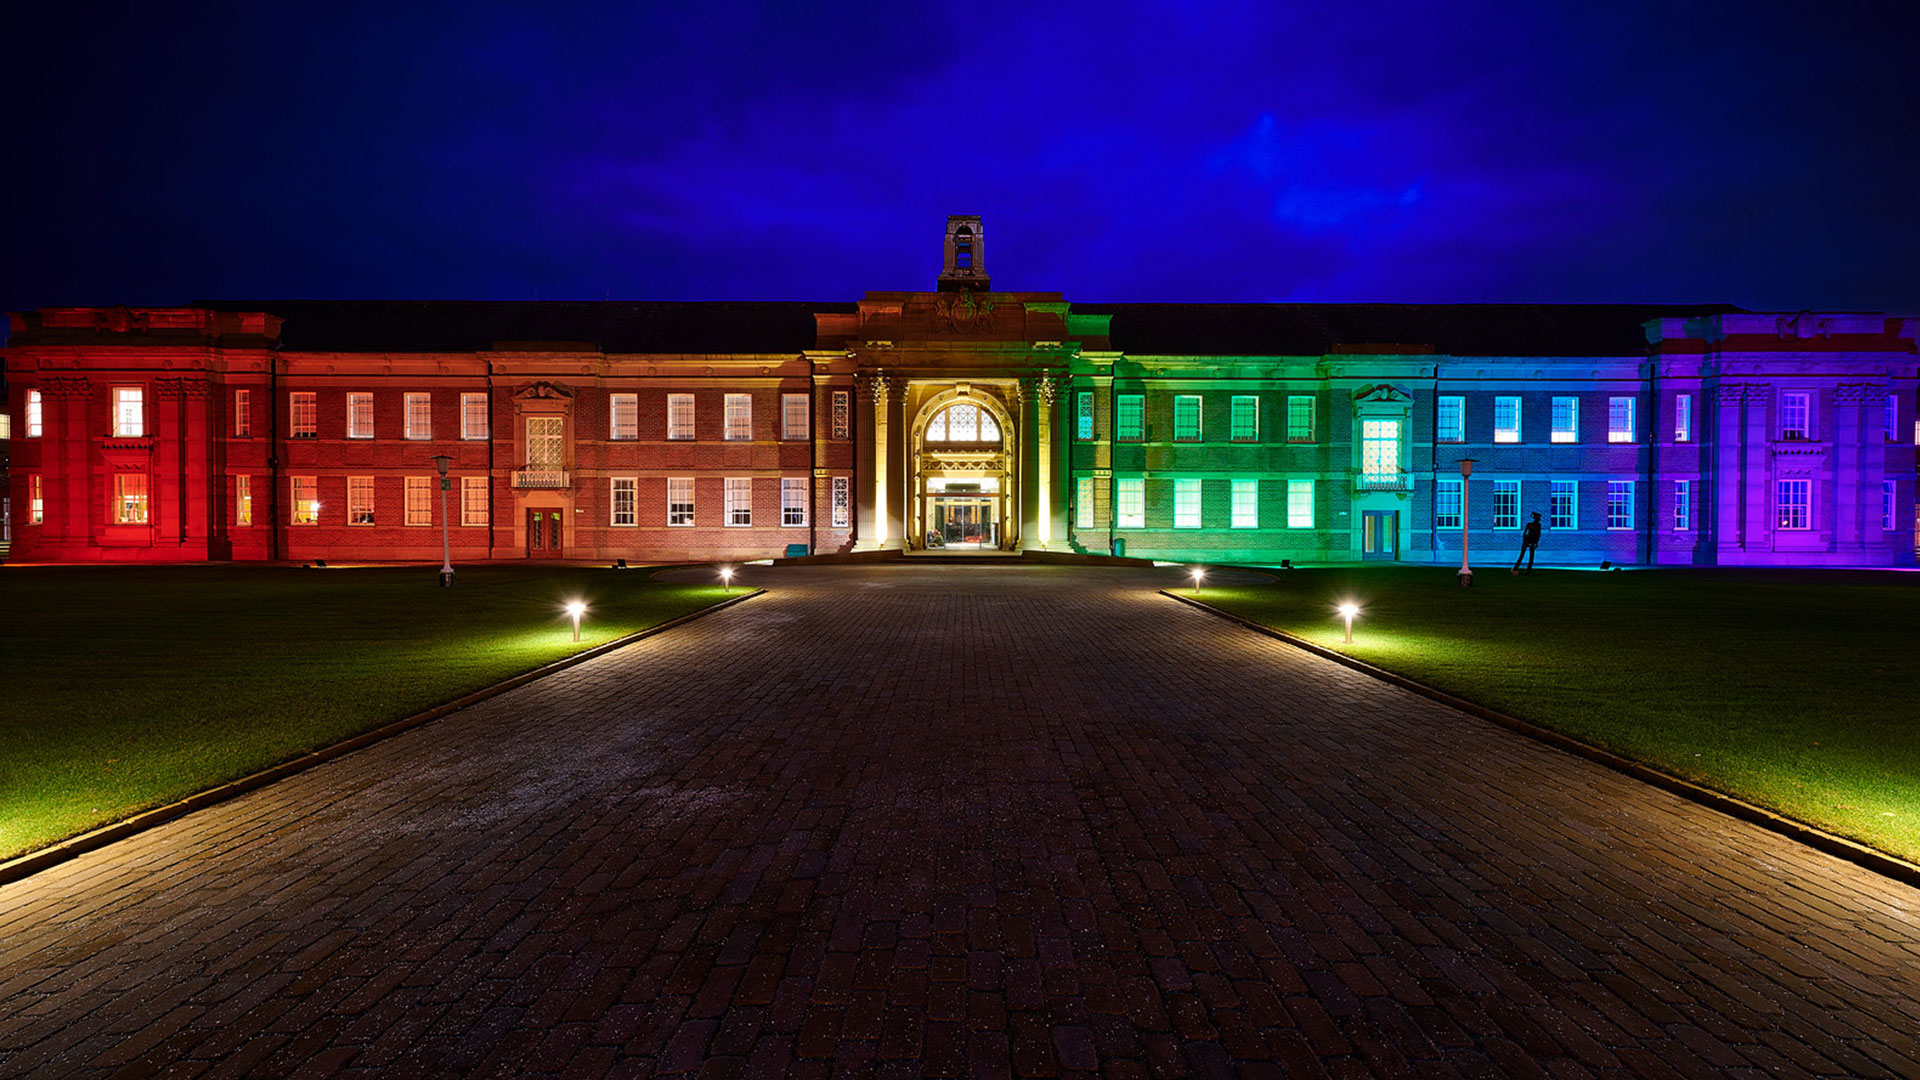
(4, 1), (1917, 317)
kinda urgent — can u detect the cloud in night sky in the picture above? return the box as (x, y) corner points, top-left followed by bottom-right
(2, 0), (1916, 314)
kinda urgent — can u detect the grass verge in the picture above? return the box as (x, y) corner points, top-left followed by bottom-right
(0, 564), (738, 861)
(1193, 566), (1920, 864)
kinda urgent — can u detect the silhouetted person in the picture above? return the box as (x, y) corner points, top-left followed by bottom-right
(1514, 511), (1542, 573)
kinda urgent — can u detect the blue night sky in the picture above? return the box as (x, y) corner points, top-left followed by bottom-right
(3, 1), (1916, 314)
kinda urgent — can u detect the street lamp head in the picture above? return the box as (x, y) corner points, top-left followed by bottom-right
(565, 601), (586, 618)
(431, 454), (453, 476)
(1338, 602), (1359, 619)
(1457, 457), (1476, 478)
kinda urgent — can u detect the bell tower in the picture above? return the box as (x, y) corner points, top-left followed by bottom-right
(937, 215), (989, 291)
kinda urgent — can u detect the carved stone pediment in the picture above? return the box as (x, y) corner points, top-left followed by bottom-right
(1353, 384), (1412, 404)
(513, 381), (576, 401)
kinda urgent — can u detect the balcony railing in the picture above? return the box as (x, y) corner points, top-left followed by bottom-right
(512, 469), (570, 489)
(1354, 471), (1413, 492)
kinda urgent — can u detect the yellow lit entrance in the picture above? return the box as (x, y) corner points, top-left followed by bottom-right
(926, 490), (1000, 549)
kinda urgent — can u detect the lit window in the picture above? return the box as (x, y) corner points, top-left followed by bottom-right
(668, 477), (694, 526)
(234, 475), (252, 526)
(405, 393), (432, 440)
(461, 476), (489, 526)
(291, 477), (319, 524)
(1116, 478), (1145, 528)
(1434, 478), (1461, 530)
(725, 477), (752, 525)
(1551, 397), (1578, 443)
(927, 403), (999, 443)
(1674, 393), (1693, 442)
(462, 393), (489, 440)
(611, 477), (636, 526)
(1230, 396), (1258, 442)
(1076, 392), (1094, 440)
(1286, 479), (1313, 528)
(347, 392), (373, 439)
(1608, 397), (1635, 443)
(830, 476), (849, 528)
(406, 476), (433, 526)
(1231, 479), (1258, 529)
(1674, 480), (1691, 531)
(114, 474), (149, 524)
(1174, 479), (1201, 527)
(1780, 392), (1810, 440)
(1607, 480), (1635, 530)
(668, 394), (695, 440)
(1775, 479), (1810, 530)
(112, 387), (145, 437)
(1885, 480), (1898, 531)
(29, 475), (43, 524)
(1436, 396), (1463, 443)
(1077, 476), (1095, 529)
(234, 389), (251, 438)
(348, 476), (375, 525)
(1361, 419), (1400, 481)
(1550, 480), (1576, 529)
(831, 391), (850, 440)
(610, 393), (639, 440)
(525, 417), (564, 472)
(290, 392), (317, 438)
(725, 394), (752, 441)
(1117, 395), (1144, 441)
(1887, 394), (1901, 443)
(1287, 396), (1314, 442)
(1493, 396), (1520, 443)
(781, 476), (808, 525)
(26, 390), (43, 438)
(1493, 480), (1519, 530)
(1174, 396), (1202, 443)
(783, 394), (810, 441)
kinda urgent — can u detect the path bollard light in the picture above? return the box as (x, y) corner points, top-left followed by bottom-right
(1191, 568), (1205, 595)
(1338, 601), (1359, 644)
(565, 600), (586, 643)
(719, 566), (735, 593)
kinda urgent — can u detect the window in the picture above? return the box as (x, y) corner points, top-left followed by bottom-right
(725, 478), (752, 526)
(1360, 419), (1400, 481)
(1077, 476), (1095, 529)
(291, 392), (318, 438)
(1493, 396), (1520, 443)
(1174, 479), (1201, 528)
(1437, 396), (1464, 443)
(25, 390), (42, 438)
(1117, 394), (1144, 441)
(1434, 478), (1462, 530)
(1231, 479), (1258, 529)
(461, 476), (489, 526)
(462, 393), (489, 440)
(668, 394), (695, 440)
(1076, 392), (1094, 440)
(927, 403), (1000, 443)
(114, 474), (149, 524)
(347, 392), (374, 439)
(28, 475), (42, 524)
(1493, 481), (1519, 530)
(405, 476), (432, 526)
(1775, 479), (1810, 530)
(1230, 396), (1258, 442)
(1550, 480), (1577, 530)
(832, 391), (850, 440)
(610, 393), (639, 440)
(611, 478), (637, 525)
(235, 475), (252, 526)
(291, 477), (319, 524)
(112, 387), (145, 437)
(348, 476), (375, 525)
(1674, 393), (1693, 442)
(1885, 480), (1898, 531)
(1551, 397), (1578, 443)
(783, 394), (810, 441)
(725, 394), (752, 441)
(1607, 481), (1635, 530)
(1286, 479), (1314, 528)
(1116, 478), (1145, 528)
(405, 393), (432, 440)
(781, 477), (808, 525)
(1287, 396), (1315, 442)
(234, 389), (251, 438)
(1674, 480), (1691, 531)
(1173, 396), (1202, 443)
(1608, 397), (1635, 443)
(831, 476), (849, 528)
(525, 417), (564, 473)
(668, 477), (694, 526)
(1888, 395), (1901, 443)
(1780, 392), (1810, 440)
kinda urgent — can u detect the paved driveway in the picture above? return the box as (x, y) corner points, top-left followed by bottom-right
(2, 564), (1916, 1078)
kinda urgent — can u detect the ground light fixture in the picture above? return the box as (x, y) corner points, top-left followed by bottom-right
(719, 566), (735, 593)
(1338, 601), (1360, 643)
(565, 600), (586, 643)
(1191, 568), (1205, 594)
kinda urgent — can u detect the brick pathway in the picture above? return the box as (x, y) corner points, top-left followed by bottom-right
(2, 563), (1917, 1079)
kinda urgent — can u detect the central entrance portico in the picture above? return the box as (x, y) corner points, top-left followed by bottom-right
(910, 384), (1016, 551)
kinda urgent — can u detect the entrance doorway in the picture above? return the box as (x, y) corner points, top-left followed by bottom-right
(926, 495), (998, 549)
(1362, 510), (1398, 560)
(527, 508), (563, 557)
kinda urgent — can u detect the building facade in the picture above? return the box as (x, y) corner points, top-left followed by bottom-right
(6, 218), (1917, 568)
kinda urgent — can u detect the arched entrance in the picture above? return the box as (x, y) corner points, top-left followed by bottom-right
(909, 389), (1017, 551)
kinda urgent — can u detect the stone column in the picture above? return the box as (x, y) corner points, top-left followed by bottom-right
(1031, 375), (1057, 549)
(870, 372), (892, 549)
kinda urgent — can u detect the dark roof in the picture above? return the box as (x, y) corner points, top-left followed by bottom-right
(1080, 302), (1748, 357)
(190, 300), (852, 353)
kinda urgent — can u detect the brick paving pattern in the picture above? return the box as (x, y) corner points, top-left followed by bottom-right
(2, 563), (1918, 1078)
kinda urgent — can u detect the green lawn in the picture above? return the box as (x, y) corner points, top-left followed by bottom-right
(0, 564), (739, 861)
(1195, 566), (1920, 863)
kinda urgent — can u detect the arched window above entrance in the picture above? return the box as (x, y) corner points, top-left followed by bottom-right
(926, 402), (1001, 444)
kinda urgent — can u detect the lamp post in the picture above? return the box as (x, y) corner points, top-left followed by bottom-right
(431, 455), (455, 587)
(1191, 568), (1205, 595)
(719, 566), (734, 593)
(566, 601), (586, 643)
(1338, 602), (1359, 643)
(1457, 458), (1476, 588)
